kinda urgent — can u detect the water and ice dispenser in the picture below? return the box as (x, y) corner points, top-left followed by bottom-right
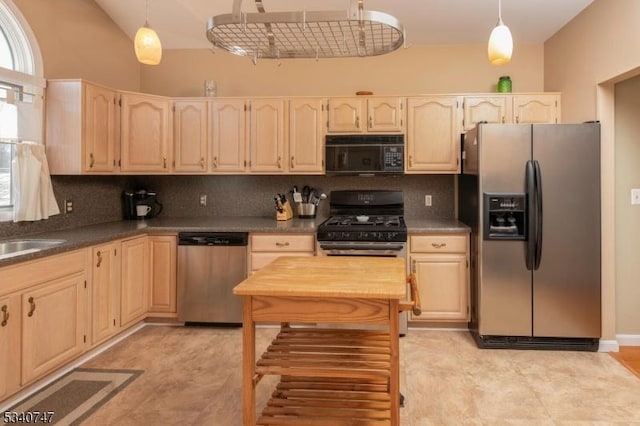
(483, 193), (526, 240)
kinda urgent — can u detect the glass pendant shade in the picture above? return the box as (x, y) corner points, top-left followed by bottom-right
(488, 21), (512, 65)
(135, 25), (162, 65)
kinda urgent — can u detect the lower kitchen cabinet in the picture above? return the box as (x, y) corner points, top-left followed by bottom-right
(409, 234), (470, 322)
(0, 294), (20, 400)
(91, 242), (120, 345)
(21, 273), (88, 384)
(250, 233), (315, 273)
(120, 236), (150, 327)
(148, 235), (177, 315)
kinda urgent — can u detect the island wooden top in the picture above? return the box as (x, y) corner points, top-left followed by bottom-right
(233, 256), (406, 299)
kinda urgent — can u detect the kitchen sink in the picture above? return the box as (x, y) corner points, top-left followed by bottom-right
(0, 239), (66, 260)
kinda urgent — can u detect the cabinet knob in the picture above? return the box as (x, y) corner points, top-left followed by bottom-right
(96, 250), (103, 267)
(89, 153), (95, 168)
(355, 116), (360, 128)
(409, 155), (413, 167)
(213, 156), (218, 168)
(1, 305), (8, 327)
(277, 156), (282, 169)
(163, 157), (167, 169)
(200, 157), (206, 169)
(290, 156), (295, 169)
(27, 297), (36, 317)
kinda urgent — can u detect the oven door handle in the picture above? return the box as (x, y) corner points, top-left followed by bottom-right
(319, 243), (405, 251)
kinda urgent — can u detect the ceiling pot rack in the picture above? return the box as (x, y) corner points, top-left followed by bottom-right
(206, 0), (405, 63)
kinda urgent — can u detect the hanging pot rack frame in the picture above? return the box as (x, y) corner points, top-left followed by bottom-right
(206, 0), (405, 61)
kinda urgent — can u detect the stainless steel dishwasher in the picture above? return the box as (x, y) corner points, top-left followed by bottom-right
(177, 232), (248, 325)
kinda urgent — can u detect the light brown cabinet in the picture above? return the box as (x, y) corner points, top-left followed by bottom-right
(0, 294), (19, 400)
(120, 92), (172, 173)
(148, 235), (177, 315)
(21, 272), (87, 384)
(173, 100), (208, 173)
(406, 96), (462, 173)
(462, 93), (561, 131)
(249, 99), (286, 173)
(211, 99), (247, 173)
(327, 97), (404, 133)
(90, 242), (120, 345)
(288, 98), (325, 173)
(120, 236), (150, 327)
(250, 233), (315, 273)
(46, 80), (118, 174)
(408, 234), (470, 322)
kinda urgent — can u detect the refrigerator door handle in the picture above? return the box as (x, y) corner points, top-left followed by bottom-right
(526, 160), (536, 270)
(534, 160), (543, 270)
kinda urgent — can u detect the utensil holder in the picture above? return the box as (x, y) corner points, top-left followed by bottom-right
(276, 201), (293, 221)
(297, 203), (316, 218)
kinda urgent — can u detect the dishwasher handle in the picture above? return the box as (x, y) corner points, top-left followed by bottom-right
(178, 232), (248, 246)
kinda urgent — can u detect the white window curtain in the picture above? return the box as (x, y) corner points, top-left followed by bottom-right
(11, 143), (59, 221)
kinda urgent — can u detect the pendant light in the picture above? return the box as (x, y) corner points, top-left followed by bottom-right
(134, 0), (162, 65)
(487, 0), (512, 65)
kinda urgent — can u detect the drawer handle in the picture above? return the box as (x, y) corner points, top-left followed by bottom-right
(431, 243), (447, 249)
(27, 297), (36, 317)
(200, 157), (206, 169)
(96, 250), (103, 267)
(1, 305), (8, 327)
(89, 153), (95, 168)
(213, 156), (218, 168)
(290, 156), (294, 169)
(277, 156), (282, 169)
(275, 242), (290, 247)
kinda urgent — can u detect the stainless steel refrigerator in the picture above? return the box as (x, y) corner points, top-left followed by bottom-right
(459, 123), (601, 351)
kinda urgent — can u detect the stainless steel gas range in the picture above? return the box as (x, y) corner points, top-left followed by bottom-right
(316, 190), (409, 334)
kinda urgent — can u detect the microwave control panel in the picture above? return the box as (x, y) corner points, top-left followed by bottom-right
(383, 146), (404, 172)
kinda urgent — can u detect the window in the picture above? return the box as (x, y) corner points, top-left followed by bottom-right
(0, 0), (44, 220)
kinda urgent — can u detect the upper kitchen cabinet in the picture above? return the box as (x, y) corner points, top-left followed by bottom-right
(406, 96), (462, 173)
(462, 96), (510, 131)
(211, 99), (248, 173)
(46, 79), (118, 174)
(288, 98), (325, 174)
(120, 92), (172, 173)
(512, 94), (561, 124)
(173, 100), (209, 173)
(249, 99), (286, 173)
(327, 97), (404, 133)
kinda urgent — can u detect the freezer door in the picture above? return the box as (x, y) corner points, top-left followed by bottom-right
(478, 124), (533, 336)
(532, 123), (601, 338)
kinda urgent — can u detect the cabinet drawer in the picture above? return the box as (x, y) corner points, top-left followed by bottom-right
(251, 252), (314, 271)
(251, 234), (315, 252)
(410, 235), (467, 253)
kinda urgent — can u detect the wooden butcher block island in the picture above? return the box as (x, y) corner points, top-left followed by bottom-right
(233, 256), (420, 426)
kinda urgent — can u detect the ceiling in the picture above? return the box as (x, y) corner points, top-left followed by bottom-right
(94, 0), (594, 50)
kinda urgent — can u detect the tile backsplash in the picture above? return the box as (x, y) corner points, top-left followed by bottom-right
(0, 174), (455, 238)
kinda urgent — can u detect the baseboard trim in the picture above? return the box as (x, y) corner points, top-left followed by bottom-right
(598, 339), (620, 352)
(616, 334), (640, 346)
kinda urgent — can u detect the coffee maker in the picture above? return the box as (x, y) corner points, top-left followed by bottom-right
(122, 190), (163, 220)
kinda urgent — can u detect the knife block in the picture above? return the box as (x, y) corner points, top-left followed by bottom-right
(276, 201), (293, 221)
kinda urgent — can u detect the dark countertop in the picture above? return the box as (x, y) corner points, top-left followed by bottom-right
(0, 216), (469, 267)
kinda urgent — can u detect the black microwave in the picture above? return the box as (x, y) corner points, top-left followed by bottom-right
(325, 134), (404, 175)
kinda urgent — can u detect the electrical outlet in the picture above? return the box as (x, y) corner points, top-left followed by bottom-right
(64, 199), (73, 213)
(632, 189), (640, 205)
(199, 194), (207, 207)
(425, 195), (432, 207)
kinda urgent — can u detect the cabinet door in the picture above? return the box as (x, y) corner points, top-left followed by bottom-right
(149, 235), (177, 314)
(512, 94), (560, 124)
(249, 99), (286, 172)
(406, 96), (462, 173)
(173, 100), (208, 173)
(84, 83), (117, 172)
(289, 98), (324, 173)
(91, 243), (120, 345)
(462, 96), (510, 131)
(0, 294), (20, 400)
(368, 97), (404, 132)
(211, 99), (247, 172)
(327, 98), (364, 133)
(410, 254), (468, 321)
(22, 273), (87, 384)
(121, 236), (149, 327)
(120, 93), (171, 172)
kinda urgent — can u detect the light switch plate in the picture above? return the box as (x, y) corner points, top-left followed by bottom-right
(632, 189), (640, 205)
(425, 195), (432, 207)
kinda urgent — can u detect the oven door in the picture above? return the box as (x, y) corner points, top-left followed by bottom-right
(317, 241), (406, 258)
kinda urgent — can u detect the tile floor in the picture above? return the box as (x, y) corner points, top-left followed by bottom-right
(76, 325), (640, 425)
